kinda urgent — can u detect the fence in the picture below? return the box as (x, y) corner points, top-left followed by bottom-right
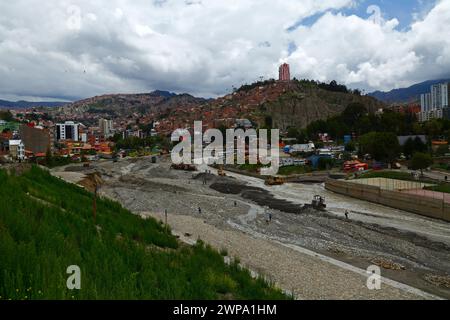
(325, 179), (450, 222)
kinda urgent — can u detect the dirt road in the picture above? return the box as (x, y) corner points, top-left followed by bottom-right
(147, 211), (437, 300)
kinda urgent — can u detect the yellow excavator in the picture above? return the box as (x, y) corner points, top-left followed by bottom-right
(265, 176), (285, 186)
(218, 165), (226, 177)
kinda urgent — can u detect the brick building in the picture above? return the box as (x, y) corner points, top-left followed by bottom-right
(278, 63), (290, 82)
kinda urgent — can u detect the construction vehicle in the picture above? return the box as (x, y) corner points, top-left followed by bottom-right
(301, 195), (327, 212)
(265, 176), (285, 186)
(311, 195), (326, 210)
(217, 165), (226, 177)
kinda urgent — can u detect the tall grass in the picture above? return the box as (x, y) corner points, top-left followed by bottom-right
(0, 166), (286, 300)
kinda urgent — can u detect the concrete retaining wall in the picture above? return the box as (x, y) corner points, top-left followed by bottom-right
(325, 179), (450, 222)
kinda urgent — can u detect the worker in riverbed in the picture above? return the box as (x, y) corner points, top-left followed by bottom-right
(266, 212), (272, 224)
(234, 200), (237, 207)
(198, 207), (202, 214)
(345, 210), (349, 220)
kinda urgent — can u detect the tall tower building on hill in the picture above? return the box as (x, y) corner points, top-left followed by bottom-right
(278, 63), (290, 81)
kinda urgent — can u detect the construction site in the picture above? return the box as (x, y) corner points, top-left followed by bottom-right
(51, 156), (450, 300)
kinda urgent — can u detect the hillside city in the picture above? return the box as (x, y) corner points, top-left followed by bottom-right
(1, 1), (450, 307)
(0, 64), (449, 172)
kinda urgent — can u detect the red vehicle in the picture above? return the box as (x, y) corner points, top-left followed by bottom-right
(344, 160), (368, 172)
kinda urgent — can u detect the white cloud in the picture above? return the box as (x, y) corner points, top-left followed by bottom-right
(287, 0), (450, 92)
(0, 0), (448, 100)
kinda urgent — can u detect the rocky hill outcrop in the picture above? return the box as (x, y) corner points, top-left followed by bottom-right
(262, 83), (384, 130)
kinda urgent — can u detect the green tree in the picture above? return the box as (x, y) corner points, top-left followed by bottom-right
(424, 119), (443, 139)
(287, 127), (307, 144)
(318, 157), (336, 170)
(341, 103), (367, 128)
(435, 144), (449, 157)
(0, 110), (13, 122)
(345, 141), (356, 152)
(379, 111), (404, 135)
(410, 152), (433, 176)
(403, 137), (427, 159)
(264, 115), (273, 129)
(359, 132), (400, 163)
(111, 133), (123, 143)
(287, 127), (299, 139)
(45, 148), (54, 168)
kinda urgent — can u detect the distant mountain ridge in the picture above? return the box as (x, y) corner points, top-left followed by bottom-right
(0, 99), (67, 109)
(0, 90), (182, 110)
(369, 79), (450, 104)
(49, 90), (208, 120)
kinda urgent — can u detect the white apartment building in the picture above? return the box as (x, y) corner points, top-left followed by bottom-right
(418, 108), (444, 123)
(431, 84), (442, 109)
(56, 121), (80, 141)
(442, 83), (449, 108)
(99, 119), (114, 138)
(9, 140), (25, 161)
(419, 82), (450, 122)
(420, 93), (432, 112)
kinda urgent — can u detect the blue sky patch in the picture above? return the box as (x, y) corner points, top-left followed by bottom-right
(288, 0), (438, 32)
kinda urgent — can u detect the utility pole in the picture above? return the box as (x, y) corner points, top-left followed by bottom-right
(87, 172), (102, 224)
(165, 209), (168, 230)
(93, 184), (97, 224)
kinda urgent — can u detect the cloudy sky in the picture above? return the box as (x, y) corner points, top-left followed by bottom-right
(0, 0), (449, 101)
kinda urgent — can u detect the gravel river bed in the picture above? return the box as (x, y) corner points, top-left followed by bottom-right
(52, 156), (450, 299)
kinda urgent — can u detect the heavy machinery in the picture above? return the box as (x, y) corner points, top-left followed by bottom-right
(265, 176), (286, 186)
(311, 195), (326, 211)
(301, 195), (326, 212)
(217, 165), (226, 177)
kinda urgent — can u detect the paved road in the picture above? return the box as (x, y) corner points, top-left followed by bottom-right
(399, 167), (450, 182)
(425, 170), (450, 181)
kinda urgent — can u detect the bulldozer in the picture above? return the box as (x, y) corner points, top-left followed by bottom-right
(265, 176), (285, 186)
(299, 195), (327, 213)
(311, 195), (326, 211)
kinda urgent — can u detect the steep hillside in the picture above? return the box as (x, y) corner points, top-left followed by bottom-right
(215, 80), (383, 130)
(263, 82), (384, 130)
(0, 166), (286, 300)
(369, 79), (450, 104)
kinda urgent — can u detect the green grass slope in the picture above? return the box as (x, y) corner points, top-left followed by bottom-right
(0, 166), (286, 300)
